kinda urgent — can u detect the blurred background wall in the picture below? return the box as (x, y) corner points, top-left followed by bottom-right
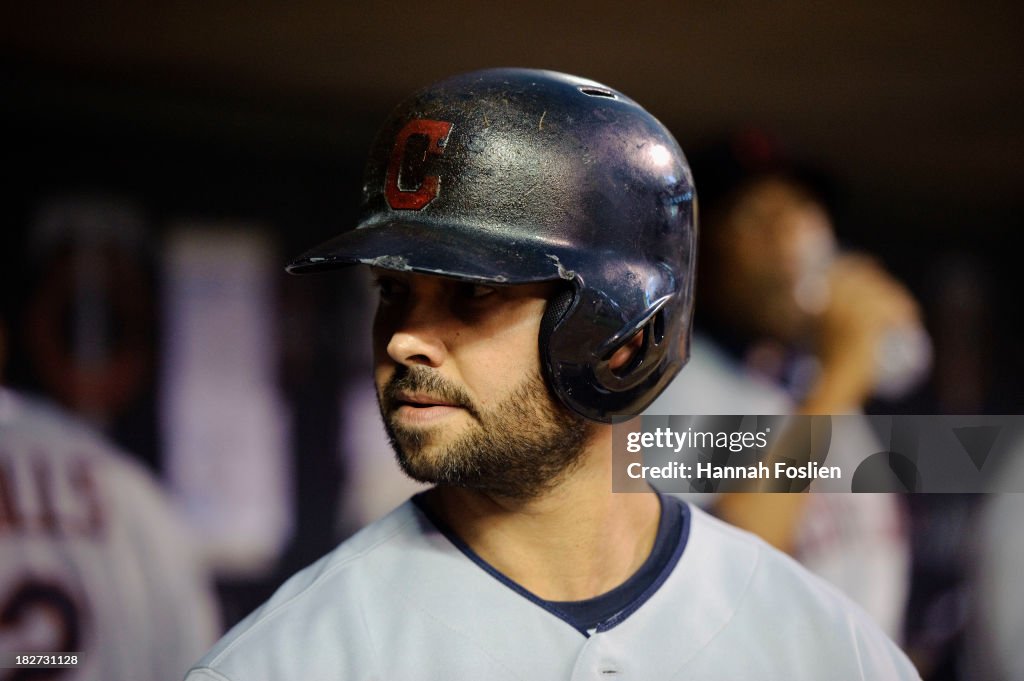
(1, 2), (1021, 679)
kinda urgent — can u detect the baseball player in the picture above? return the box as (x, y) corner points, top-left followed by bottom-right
(0, 322), (220, 679)
(186, 68), (920, 680)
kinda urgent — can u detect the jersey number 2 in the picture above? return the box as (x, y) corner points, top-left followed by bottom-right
(1, 579), (82, 681)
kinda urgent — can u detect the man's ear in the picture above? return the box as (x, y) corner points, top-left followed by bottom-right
(607, 330), (644, 371)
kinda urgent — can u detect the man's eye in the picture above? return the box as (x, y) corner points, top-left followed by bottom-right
(373, 278), (407, 302)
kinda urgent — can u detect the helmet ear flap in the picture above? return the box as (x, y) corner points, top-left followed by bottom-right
(541, 286), (671, 419)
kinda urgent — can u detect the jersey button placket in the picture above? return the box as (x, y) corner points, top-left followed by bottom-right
(570, 635), (626, 681)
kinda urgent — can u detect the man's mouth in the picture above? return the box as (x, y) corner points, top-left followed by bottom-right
(391, 392), (466, 424)
(380, 367), (481, 424)
(395, 392), (460, 408)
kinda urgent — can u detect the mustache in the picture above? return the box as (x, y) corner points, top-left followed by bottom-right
(380, 366), (482, 421)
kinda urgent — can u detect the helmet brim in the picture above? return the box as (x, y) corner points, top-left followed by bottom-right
(286, 220), (576, 285)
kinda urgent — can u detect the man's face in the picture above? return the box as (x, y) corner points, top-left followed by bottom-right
(714, 178), (837, 342)
(371, 270), (591, 500)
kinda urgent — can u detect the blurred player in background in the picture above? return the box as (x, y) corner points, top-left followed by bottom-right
(0, 298), (220, 679)
(648, 131), (930, 640)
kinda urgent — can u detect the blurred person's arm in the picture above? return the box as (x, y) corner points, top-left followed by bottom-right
(802, 254), (923, 413)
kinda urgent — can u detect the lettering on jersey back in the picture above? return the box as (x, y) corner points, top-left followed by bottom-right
(0, 456), (104, 538)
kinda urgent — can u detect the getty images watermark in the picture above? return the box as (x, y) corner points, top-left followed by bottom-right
(611, 415), (1024, 493)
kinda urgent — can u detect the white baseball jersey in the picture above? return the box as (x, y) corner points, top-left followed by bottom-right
(186, 496), (919, 680)
(0, 388), (219, 681)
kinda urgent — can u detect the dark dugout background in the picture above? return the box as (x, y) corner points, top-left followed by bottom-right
(1, 3), (1021, 679)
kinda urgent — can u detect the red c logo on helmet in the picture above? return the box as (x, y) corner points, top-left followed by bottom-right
(385, 119), (454, 210)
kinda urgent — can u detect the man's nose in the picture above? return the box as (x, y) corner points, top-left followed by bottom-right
(380, 296), (451, 369)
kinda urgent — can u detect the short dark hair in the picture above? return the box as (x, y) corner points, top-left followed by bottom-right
(690, 129), (837, 232)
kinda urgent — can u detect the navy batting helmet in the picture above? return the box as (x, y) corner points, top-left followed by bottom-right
(288, 68), (697, 421)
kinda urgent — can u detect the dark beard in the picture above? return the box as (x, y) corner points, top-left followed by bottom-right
(378, 365), (591, 500)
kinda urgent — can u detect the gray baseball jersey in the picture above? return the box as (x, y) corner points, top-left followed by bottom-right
(646, 332), (911, 640)
(0, 388), (219, 681)
(186, 496), (919, 680)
